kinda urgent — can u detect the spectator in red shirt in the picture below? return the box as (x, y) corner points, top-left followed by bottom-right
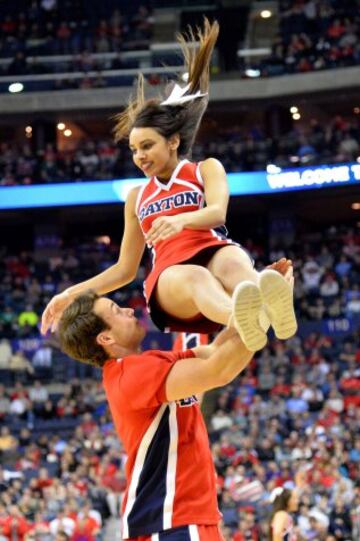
(35, 467), (53, 493)
(79, 413), (97, 436)
(2, 506), (31, 541)
(270, 376), (291, 398)
(327, 19), (346, 40)
(72, 506), (99, 541)
(233, 512), (259, 541)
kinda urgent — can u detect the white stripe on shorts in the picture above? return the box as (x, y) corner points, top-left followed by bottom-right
(151, 534), (159, 541)
(189, 525), (200, 541)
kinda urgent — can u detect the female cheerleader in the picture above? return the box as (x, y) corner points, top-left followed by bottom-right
(269, 470), (307, 540)
(269, 487), (299, 541)
(41, 19), (296, 352)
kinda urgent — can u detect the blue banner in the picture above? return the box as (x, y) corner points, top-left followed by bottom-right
(297, 315), (360, 338)
(1, 162), (360, 210)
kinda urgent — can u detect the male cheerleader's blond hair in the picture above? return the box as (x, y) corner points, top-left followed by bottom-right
(113, 18), (219, 157)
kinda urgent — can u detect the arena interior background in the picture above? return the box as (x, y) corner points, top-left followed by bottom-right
(0, 1), (359, 540)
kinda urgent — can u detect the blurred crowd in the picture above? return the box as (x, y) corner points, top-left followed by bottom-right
(0, 222), (358, 540)
(1, 224), (359, 345)
(0, 140), (135, 186)
(193, 115), (360, 172)
(0, 0), (358, 93)
(214, 325), (360, 540)
(0, 377), (127, 541)
(0, 346), (357, 541)
(274, 225), (360, 323)
(1, 223), (359, 345)
(1, 114), (360, 186)
(0, 1), (154, 92)
(0, 1), (153, 59)
(253, 0), (360, 77)
(0, 347), (359, 536)
(0, 324), (358, 541)
(0, 239), (150, 343)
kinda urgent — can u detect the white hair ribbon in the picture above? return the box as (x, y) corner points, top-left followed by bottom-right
(269, 487), (284, 503)
(160, 82), (207, 106)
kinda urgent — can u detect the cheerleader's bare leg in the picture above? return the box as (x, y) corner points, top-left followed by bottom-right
(156, 264), (232, 326)
(206, 245), (297, 342)
(156, 263), (266, 352)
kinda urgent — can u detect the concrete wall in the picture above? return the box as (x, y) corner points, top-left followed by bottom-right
(0, 66), (359, 114)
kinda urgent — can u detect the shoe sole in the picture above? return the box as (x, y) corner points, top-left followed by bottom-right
(259, 269), (297, 340)
(259, 306), (271, 333)
(232, 281), (267, 352)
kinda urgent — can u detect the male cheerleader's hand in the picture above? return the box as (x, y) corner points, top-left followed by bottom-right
(267, 257), (294, 288)
(40, 290), (72, 335)
(145, 215), (185, 246)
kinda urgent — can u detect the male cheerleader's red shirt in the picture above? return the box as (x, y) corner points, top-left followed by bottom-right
(103, 349), (221, 539)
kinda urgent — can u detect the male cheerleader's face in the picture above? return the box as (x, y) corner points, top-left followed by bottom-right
(94, 297), (145, 350)
(129, 127), (180, 178)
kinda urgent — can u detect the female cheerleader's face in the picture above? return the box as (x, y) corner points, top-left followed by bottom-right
(287, 490), (299, 512)
(129, 127), (180, 178)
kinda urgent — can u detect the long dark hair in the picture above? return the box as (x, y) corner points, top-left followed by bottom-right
(269, 488), (292, 541)
(113, 18), (219, 158)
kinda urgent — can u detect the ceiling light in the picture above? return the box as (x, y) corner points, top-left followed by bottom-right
(25, 126), (32, 134)
(292, 113), (301, 120)
(96, 235), (111, 245)
(64, 129), (72, 137)
(260, 10), (272, 18)
(8, 82), (24, 93)
(245, 68), (261, 78)
(57, 122), (66, 130)
(290, 106), (298, 114)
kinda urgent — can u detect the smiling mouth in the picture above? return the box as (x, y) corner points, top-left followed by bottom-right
(141, 162), (153, 172)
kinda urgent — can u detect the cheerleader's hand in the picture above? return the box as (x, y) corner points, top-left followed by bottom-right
(41, 290), (72, 335)
(267, 257), (291, 275)
(145, 215), (185, 245)
(267, 258), (294, 288)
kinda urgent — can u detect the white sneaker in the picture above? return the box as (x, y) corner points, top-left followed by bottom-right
(259, 269), (297, 340)
(259, 306), (271, 333)
(232, 281), (267, 352)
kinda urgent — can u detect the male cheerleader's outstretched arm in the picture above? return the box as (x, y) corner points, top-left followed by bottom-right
(165, 331), (253, 402)
(41, 187), (145, 334)
(145, 158), (229, 246)
(187, 327), (239, 361)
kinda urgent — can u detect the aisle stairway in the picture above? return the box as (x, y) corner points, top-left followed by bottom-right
(104, 517), (122, 541)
